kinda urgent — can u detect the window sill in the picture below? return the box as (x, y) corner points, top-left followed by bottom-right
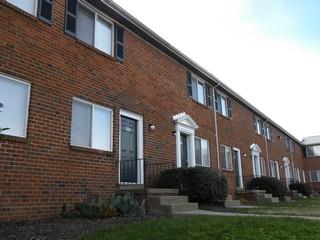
(70, 145), (113, 156)
(3, 2), (38, 22)
(65, 32), (118, 63)
(222, 168), (233, 173)
(189, 97), (211, 110)
(0, 135), (27, 143)
(216, 112), (232, 120)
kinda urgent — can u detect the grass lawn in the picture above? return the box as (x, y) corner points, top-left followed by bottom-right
(231, 198), (320, 217)
(81, 216), (320, 240)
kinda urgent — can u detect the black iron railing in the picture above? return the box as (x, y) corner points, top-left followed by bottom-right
(117, 158), (175, 188)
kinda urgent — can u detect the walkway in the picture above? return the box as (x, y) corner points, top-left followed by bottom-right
(175, 209), (320, 221)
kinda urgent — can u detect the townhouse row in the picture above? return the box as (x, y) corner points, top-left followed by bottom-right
(0, 0), (319, 221)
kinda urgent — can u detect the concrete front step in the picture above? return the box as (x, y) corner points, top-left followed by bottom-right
(149, 196), (188, 205)
(169, 202), (199, 213)
(284, 196), (295, 202)
(150, 202), (198, 215)
(147, 188), (179, 195)
(224, 199), (241, 208)
(264, 193), (272, 199)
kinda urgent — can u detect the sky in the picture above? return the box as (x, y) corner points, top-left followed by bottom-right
(113, 0), (320, 140)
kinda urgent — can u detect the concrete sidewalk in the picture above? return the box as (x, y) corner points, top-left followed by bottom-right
(175, 209), (320, 221)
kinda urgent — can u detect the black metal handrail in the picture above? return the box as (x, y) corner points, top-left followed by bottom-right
(117, 158), (175, 188)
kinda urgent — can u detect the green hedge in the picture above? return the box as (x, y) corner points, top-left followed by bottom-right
(290, 183), (311, 197)
(157, 167), (228, 204)
(248, 177), (287, 198)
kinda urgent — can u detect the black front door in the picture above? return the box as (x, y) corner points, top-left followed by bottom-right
(120, 116), (138, 183)
(180, 134), (188, 168)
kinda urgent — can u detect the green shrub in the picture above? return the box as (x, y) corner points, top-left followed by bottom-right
(248, 177), (287, 198)
(74, 196), (107, 219)
(74, 202), (102, 219)
(290, 183), (311, 197)
(156, 168), (185, 189)
(109, 192), (145, 218)
(157, 167), (228, 204)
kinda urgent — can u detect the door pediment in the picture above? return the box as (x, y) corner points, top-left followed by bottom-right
(173, 112), (199, 130)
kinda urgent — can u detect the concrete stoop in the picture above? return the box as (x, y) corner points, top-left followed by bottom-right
(284, 196), (295, 202)
(237, 190), (280, 203)
(224, 194), (241, 208)
(148, 188), (198, 216)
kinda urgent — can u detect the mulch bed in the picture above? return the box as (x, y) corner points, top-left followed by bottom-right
(0, 216), (161, 240)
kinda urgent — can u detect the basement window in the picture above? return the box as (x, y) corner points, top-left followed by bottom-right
(7, 0), (53, 23)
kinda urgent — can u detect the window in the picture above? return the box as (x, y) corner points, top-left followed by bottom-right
(265, 124), (272, 140)
(71, 98), (112, 151)
(188, 73), (212, 107)
(115, 25), (125, 61)
(195, 138), (210, 167)
(0, 74), (31, 138)
(284, 136), (290, 150)
(7, 0), (53, 23)
(306, 145), (320, 157)
(220, 145), (233, 170)
(269, 160), (276, 178)
(65, 1), (114, 55)
(289, 140), (295, 153)
(310, 170), (320, 182)
(253, 116), (272, 140)
(215, 91), (232, 118)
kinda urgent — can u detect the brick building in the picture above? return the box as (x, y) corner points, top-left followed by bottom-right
(0, 0), (318, 221)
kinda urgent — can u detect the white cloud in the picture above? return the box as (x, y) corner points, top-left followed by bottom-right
(113, 0), (320, 139)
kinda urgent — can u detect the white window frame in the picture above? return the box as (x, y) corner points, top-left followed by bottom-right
(221, 144), (233, 171)
(260, 158), (266, 176)
(7, 0), (38, 16)
(195, 137), (210, 167)
(78, 0), (115, 56)
(269, 160), (276, 178)
(310, 170), (320, 183)
(0, 73), (31, 138)
(216, 91), (229, 117)
(191, 74), (206, 105)
(71, 97), (113, 152)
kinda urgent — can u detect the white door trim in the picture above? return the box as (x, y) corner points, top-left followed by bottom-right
(119, 109), (144, 184)
(233, 147), (244, 189)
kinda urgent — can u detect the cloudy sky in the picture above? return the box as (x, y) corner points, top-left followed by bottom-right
(113, 0), (320, 140)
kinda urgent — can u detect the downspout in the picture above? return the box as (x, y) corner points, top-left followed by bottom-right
(263, 120), (270, 175)
(213, 82), (221, 171)
(290, 145), (295, 181)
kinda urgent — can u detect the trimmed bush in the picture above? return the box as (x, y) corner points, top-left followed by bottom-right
(290, 183), (311, 197)
(157, 167), (228, 204)
(156, 168), (184, 189)
(248, 177), (287, 198)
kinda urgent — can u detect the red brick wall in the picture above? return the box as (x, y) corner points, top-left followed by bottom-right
(0, 1), (218, 221)
(0, 0), (313, 221)
(304, 156), (320, 192)
(216, 96), (306, 194)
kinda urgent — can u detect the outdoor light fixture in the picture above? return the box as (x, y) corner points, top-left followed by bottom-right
(243, 153), (247, 157)
(149, 124), (156, 130)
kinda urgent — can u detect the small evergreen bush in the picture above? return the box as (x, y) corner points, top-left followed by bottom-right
(157, 167), (228, 204)
(248, 177), (287, 198)
(289, 183), (311, 197)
